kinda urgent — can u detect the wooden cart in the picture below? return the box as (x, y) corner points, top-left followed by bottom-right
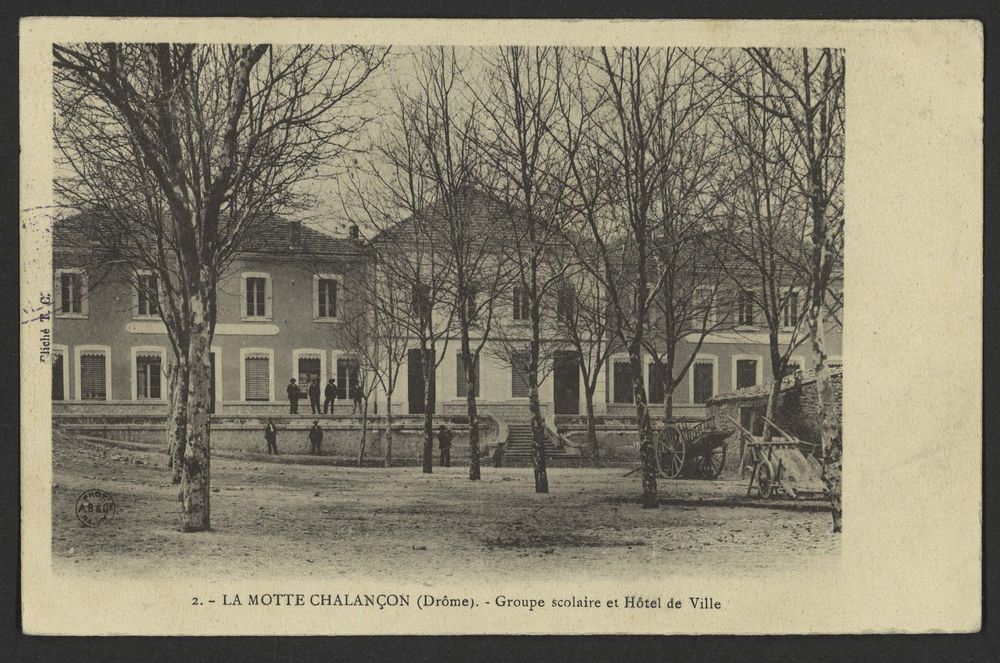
(654, 419), (734, 480)
(734, 416), (825, 499)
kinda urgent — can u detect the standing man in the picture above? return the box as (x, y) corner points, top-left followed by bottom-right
(264, 417), (279, 456)
(324, 378), (337, 415)
(287, 378), (300, 415)
(308, 420), (323, 456)
(308, 378), (321, 415)
(350, 382), (363, 414)
(437, 424), (453, 468)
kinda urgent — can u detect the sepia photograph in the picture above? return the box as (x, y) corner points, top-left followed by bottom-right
(19, 18), (981, 636)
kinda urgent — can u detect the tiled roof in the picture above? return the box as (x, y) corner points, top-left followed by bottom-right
(53, 213), (363, 258)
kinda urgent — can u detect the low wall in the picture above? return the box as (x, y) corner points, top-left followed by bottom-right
(58, 414), (503, 464)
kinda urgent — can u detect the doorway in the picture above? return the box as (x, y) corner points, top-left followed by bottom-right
(407, 348), (435, 414)
(552, 351), (580, 415)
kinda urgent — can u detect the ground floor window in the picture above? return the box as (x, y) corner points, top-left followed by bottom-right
(80, 351), (107, 400)
(456, 353), (480, 398)
(337, 357), (359, 399)
(135, 353), (163, 400)
(692, 361), (714, 404)
(511, 354), (530, 397)
(613, 360), (633, 404)
(297, 355), (322, 397)
(648, 362), (666, 404)
(52, 352), (65, 401)
(244, 354), (270, 401)
(736, 358), (758, 390)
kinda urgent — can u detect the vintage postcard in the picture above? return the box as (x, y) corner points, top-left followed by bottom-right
(20, 18), (981, 635)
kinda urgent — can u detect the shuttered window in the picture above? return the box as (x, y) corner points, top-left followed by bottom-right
(60, 271), (83, 314)
(737, 290), (754, 326)
(511, 353), (530, 397)
(736, 359), (757, 390)
(648, 362), (666, 404)
(782, 291), (799, 328)
(137, 274), (159, 316)
(613, 361), (634, 404)
(693, 362), (714, 404)
(456, 353), (480, 398)
(246, 277), (267, 317)
(136, 353), (163, 399)
(52, 353), (65, 401)
(512, 287), (530, 320)
(298, 356), (321, 397)
(244, 355), (270, 401)
(80, 352), (107, 400)
(318, 279), (338, 318)
(337, 358), (359, 399)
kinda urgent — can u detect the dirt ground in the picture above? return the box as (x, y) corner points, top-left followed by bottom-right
(52, 433), (838, 580)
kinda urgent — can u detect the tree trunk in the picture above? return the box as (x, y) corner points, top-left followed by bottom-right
(421, 344), (434, 474)
(764, 377), (782, 439)
(181, 310), (212, 532)
(585, 389), (600, 467)
(166, 360), (189, 485)
(528, 308), (548, 493)
(462, 339), (481, 481)
(357, 397), (368, 467)
(663, 390), (674, 423)
(810, 317), (841, 532)
(629, 349), (658, 509)
(384, 394), (394, 468)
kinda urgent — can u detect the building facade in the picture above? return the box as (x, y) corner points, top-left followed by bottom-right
(52, 212), (842, 422)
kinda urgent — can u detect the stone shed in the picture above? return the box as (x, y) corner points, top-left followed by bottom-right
(706, 364), (843, 475)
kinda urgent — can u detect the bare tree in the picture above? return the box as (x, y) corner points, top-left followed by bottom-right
(53, 43), (387, 530)
(475, 46), (575, 493)
(339, 261), (411, 467)
(739, 48), (845, 531)
(556, 47), (698, 509)
(548, 252), (614, 465)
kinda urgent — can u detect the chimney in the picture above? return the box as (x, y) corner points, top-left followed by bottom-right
(289, 220), (302, 247)
(348, 224), (359, 240)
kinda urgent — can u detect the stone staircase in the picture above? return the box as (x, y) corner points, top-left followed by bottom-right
(503, 423), (576, 464)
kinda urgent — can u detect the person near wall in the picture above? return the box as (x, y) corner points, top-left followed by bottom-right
(324, 379), (337, 414)
(492, 442), (504, 469)
(350, 383), (363, 414)
(264, 417), (279, 456)
(308, 420), (323, 456)
(437, 424), (453, 468)
(287, 378), (300, 415)
(308, 378), (321, 415)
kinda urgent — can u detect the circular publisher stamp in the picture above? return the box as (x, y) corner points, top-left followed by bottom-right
(76, 489), (116, 527)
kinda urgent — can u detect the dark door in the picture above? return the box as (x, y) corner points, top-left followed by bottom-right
(408, 349), (435, 414)
(52, 353), (64, 400)
(553, 351), (580, 415)
(208, 352), (216, 414)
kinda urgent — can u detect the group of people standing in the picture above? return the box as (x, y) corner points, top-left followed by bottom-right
(263, 417), (326, 456)
(285, 377), (364, 415)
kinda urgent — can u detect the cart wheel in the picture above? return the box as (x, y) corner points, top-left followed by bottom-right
(699, 444), (727, 479)
(657, 426), (686, 479)
(757, 459), (775, 499)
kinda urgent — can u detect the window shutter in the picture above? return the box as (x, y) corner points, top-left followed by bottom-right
(80, 272), (89, 316)
(313, 276), (320, 319)
(241, 278), (249, 317)
(80, 352), (107, 400)
(52, 353), (65, 401)
(265, 277), (273, 319)
(54, 272), (63, 315)
(245, 355), (270, 401)
(456, 353), (467, 397)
